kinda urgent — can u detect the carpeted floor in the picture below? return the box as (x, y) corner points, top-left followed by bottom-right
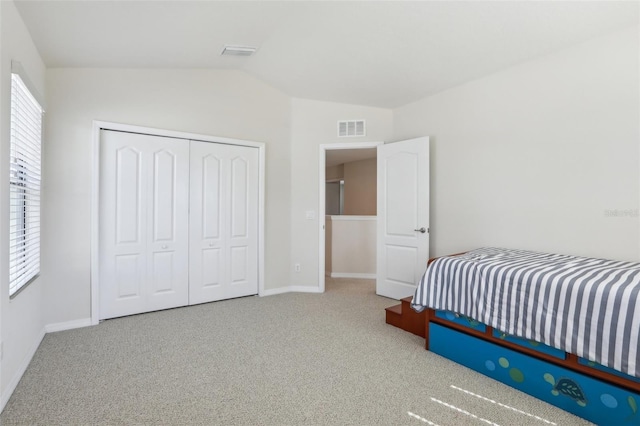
(1, 278), (591, 425)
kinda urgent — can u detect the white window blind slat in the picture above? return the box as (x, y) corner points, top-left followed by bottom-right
(10, 142), (41, 160)
(12, 113), (41, 132)
(9, 188), (41, 198)
(9, 231), (41, 240)
(9, 248), (40, 263)
(9, 73), (43, 296)
(10, 140), (40, 155)
(9, 232), (41, 246)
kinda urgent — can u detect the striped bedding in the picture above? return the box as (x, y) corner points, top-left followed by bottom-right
(411, 247), (640, 378)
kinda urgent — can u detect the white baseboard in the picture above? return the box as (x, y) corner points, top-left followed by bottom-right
(45, 318), (93, 333)
(330, 272), (376, 279)
(289, 286), (323, 294)
(260, 286), (292, 297)
(1, 327), (46, 412)
(260, 285), (323, 296)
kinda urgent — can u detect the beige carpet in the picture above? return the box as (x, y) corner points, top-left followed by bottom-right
(1, 278), (591, 425)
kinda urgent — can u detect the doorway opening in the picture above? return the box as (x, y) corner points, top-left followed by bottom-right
(318, 142), (383, 293)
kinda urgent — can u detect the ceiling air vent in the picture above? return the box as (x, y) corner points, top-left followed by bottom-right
(337, 120), (366, 137)
(220, 45), (257, 57)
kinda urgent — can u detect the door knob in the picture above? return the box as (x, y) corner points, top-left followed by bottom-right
(414, 227), (427, 234)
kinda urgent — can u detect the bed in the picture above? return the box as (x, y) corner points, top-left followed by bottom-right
(411, 247), (640, 425)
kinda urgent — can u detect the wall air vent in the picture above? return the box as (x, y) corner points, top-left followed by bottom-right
(337, 120), (366, 137)
(220, 45), (257, 57)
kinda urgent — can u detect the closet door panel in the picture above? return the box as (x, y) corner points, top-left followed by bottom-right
(226, 146), (259, 299)
(230, 246), (248, 283)
(114, 254), (144, 299)
(100, 133), (148, 319)
(100, 131), (189, 319)
(201, 248), (222, 287)
(202, 155), (221, 239)
(189, 142), (227, 304)
(115, 147), (142, 244)
(146, 142), (190, 311)
(189, 141), (258, 303)
(151, 251), (174, 293)
(230, 157), (248, 238)
(152, 150), (176, 241)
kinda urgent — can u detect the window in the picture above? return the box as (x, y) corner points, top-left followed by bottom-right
(9, 72), (43, 296)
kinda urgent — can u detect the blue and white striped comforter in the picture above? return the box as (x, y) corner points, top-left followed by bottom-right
(411, 247), (640, 378)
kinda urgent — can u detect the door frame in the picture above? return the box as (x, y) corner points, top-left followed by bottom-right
(318, 142), (383, 293)
(91, 120), (266, 325)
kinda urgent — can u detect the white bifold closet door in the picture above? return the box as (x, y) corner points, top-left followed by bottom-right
(99, 131), (259, 320)
(99, 130), (190, 319)
(189, 141), (259, 304)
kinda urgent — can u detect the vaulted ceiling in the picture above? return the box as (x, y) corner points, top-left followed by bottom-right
(14, 1), (639, 108)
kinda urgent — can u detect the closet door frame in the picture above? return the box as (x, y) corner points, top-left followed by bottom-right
(90, 121), (265, 325)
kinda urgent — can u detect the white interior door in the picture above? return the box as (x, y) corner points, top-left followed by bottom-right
(99, 130), (189, 319)
(189, 141), (259, 304)
(376, 137), (429, 300)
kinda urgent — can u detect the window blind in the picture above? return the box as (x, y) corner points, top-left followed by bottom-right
(9, 73), (43, 296)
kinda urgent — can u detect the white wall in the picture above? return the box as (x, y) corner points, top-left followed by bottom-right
(43, 68), (292, 326)
(325, 164), (344, 181)
(343, 158), (376, 215)
(0, 0), (47, 409)
(394, 26), (640, 262)
(290, 98), (392, 288)
(327, 216), (376, 277)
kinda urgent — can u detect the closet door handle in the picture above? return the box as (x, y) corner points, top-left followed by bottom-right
(414, 227), (427, 234)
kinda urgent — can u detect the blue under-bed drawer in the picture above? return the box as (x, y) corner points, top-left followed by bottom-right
(578, 357), (640, 385)
(435, 310), (486, 332)
(430, 322), (640, 426)
(492, 329), (566, 360)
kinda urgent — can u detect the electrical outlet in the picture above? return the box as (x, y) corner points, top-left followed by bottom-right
(294, 263), (301, 272)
